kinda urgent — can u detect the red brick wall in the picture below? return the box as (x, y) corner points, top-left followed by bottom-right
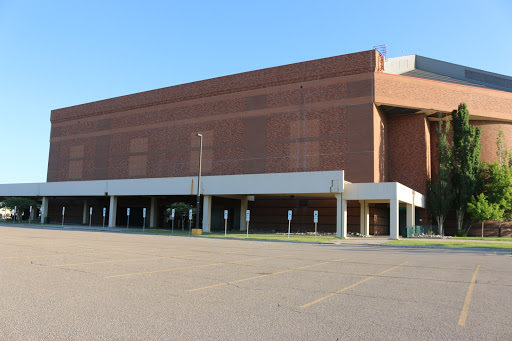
(247, 198), (389, 234)
(471, 121), (512, 163)
(48, 51), (381, 183)
(387, 113), (431, 194)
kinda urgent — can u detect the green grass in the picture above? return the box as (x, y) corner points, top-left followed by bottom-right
(385, 240), (512, 249)
(127, 229), (339, 242)
(453, 236), (512, 242)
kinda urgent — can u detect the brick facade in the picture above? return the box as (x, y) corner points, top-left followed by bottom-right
(42, 50), (512, 235)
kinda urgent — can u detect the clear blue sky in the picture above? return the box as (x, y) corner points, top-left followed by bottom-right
(1, 0), (511, 183)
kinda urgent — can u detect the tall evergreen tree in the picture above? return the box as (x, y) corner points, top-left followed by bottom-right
(451, 103), (482, 234)
(428, 119), (454, 236)
(496, 126), (509, 167)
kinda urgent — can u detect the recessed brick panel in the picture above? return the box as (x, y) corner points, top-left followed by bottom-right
(387, 113), (430, 194)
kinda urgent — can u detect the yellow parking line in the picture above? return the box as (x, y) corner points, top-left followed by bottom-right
(0, 250), (121, 260)
(458, 264), (480, 326)
(301, 262), (407, 309)
(51, 257), (164, 267)
(50, 253), (202, 267)
(105, 255), (289, 279)
(105, 262), (225, 278)
(187, 258), (345, 292)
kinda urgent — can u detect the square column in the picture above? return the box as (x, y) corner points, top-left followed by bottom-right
(406, 203), (415, 231)
(240, 196), (248, 231)
(150, 197), (157, 228)
(336, 194), (347, 238)
(108, 196), (117, 228)
(202, 195), (212, 233)
(359, 200), (369, 236)
(389, 199), (399, 240)
(40, 197), (49, 224)
(82, 200), (88, 225)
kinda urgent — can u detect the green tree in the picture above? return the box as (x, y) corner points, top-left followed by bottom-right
(467, 193), (503, 237)
(166, 202), (195, 231)
(479, 162), (512, 236)
(496, 126), (509, 167)
(1, 197), (39, 221)
(428, 119), (454, 236)
(451, 103), (482, 234)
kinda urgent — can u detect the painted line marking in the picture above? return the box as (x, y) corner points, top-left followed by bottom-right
(105, 255), (288, 279)
(187, 258), (345, 292)
(48, 253), (200, 267)
(458, 264), (480, 326)
(300, 262), (407, 309)
(0, 250), (123, 260)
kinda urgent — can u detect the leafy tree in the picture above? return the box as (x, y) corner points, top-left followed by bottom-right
(496, 126), (509, 167)
(1, 197), (39, 220)
(166, 202), (195, 231)
(478, 162), (512, 237)
(428, 119), (454, 236)
(467, 193), (503, 237)
(451, 103), (482, 234)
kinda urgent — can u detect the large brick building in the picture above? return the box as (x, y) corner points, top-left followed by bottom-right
(2, 50), (512, 237)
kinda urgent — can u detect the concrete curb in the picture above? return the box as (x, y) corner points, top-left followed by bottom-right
(379, 243), (512, 253)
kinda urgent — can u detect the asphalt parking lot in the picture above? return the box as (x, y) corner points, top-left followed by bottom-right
(1, 225), (511, 340)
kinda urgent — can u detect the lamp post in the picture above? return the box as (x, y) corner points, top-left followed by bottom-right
(195, 133), (203, 231)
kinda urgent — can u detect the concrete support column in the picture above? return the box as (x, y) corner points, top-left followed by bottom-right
(40, 197), (49, 224)
(29, 208), (36, 221)
(150, 197), (157, 228)
(240, 196), (248, 231)
(389, 199), (399, 240)
(336, 194), (347, 238)
(202, 195), (212, 233)
(108, 196), (117, 228)
(406, 203), (415, 231)
(359, 200), (369, 236)
(82, 200), (88, 225)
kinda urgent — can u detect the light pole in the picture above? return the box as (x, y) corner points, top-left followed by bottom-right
(195, 133), (203, 231)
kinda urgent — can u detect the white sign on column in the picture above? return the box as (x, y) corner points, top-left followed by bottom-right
(224, 209), (228, 236)
(246, 210), (250, 238)
(287, 210), (292, 240)
(314, 210), (319, 241)
(171, 208), (175, 234)
(142, 208), (147, 231)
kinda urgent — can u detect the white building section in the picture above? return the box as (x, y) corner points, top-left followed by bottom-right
(0, 170), (425, 240)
